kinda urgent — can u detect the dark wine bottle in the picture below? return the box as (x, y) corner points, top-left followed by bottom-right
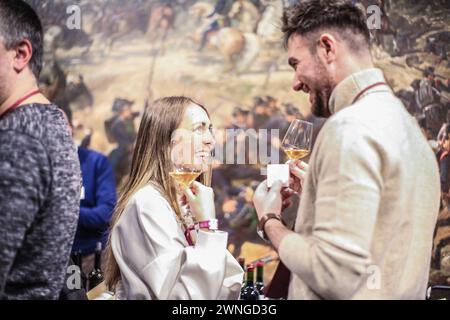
(240, 264), (259, 300)
(238, 257), (246, 297)
(255, 261), (265, 300)
(74, 250), (87, 290)
(75, 250), (83, 269)
(87, 242), (104, 291)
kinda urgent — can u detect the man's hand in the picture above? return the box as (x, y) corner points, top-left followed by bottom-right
(281, 187), (296, 211)
(253, 180), (283, 221)
(288, 160), (309, 194)
(253, 180), (295, 250)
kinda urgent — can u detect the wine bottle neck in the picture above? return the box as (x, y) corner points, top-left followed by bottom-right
(94, 251), (102, 269)
(76, 252), (83, 268)
(246, 271), (254, 285)
(256, 266), (264, 281)
(238, 259), (245, 271)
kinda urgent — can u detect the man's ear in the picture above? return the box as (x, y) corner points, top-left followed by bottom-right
(316, 33), (337, 64)
(12, 39), (33, 73)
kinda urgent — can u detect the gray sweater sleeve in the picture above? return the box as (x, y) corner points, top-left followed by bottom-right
(0, 132), (50, 292)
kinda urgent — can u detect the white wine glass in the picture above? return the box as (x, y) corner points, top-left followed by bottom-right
(281, 119), (313, 161)
(169, 144), (212, 206)
(169, 166), (202, 189)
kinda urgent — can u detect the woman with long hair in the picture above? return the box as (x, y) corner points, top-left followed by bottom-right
(103, 96), (243, 299)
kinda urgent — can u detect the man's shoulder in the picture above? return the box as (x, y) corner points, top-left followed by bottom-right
(319, 93), (432, 163)
(321, 108), (372, 137)
(1, 103), (80, 178)
(329, 93), (407, 130)
(0, 103), (69, 141)
(316, 98), (399, 151)
(0, 130), (49, 175)
(0, 105), (60, 164)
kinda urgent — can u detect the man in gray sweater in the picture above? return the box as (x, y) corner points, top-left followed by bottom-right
(0, 0), (81, 299)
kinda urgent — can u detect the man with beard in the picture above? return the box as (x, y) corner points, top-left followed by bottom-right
(252, 0), (440, 299)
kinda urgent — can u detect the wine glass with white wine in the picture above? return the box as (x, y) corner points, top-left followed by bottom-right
(281, 119), (313, 161)
(169, 133), (209, 189)
(169, 166), (202, 189)
(169, 148), (211, 243)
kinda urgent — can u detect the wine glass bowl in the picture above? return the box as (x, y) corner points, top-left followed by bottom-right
(169, 166), (202, 189)
(169, 140), (208, 188)
(281, 119), (313, 161)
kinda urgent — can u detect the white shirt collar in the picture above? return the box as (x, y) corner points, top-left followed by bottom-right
(328, 68), (390, 115)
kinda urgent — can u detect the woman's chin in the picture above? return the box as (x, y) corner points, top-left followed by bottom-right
(195, 155), (211, 164)
(198, 162), (209, 173)
(198, 162), (210, 174)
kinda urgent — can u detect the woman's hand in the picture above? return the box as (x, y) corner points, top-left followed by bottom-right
(183, 181), (216, 221)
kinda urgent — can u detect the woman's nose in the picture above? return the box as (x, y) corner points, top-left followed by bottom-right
(203, 129), (216, 148)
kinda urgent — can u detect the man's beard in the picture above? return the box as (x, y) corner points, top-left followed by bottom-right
(0, 78), (8, 109)
(309, 58), (335, 118)
(0, 65), (12, 109)
(311, 85), (333, 118)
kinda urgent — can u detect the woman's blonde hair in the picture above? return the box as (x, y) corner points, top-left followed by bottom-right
(104, 96), (211, 291)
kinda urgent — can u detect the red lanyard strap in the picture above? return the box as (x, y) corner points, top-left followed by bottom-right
(0, 89), (41, 119)
(184, 225), (195, 246)
(352, 82), (387, 104)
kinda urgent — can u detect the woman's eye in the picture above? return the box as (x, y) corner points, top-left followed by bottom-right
(193, 124), (213, 135)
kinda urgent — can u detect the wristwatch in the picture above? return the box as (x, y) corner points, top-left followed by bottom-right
(257, 213), (286, 242)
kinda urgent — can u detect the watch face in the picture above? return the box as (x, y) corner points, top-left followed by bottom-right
(257, 228), (264, 239)
(256, 226), (270, 243)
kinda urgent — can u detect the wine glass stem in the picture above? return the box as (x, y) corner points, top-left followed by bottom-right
(183, 204), (197, 245)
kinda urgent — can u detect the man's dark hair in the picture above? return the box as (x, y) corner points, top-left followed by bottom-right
(0, 0), (43, 79)
(410, 79), (421, 90)
(232, 106), (250, 117)
(281, 0), (370, 52)
(283, 103), (301, 117)
(112, 98), (135, 113)
(424, 66), (435, 78)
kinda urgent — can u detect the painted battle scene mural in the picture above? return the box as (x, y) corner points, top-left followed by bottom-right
(26, 0), (450, 289)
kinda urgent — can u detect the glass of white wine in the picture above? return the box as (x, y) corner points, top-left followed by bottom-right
(169, 150), (211, 244)
(281, 119), (313, 161)
(169, 137), (206, 189)
(169, 166), (202, 189)
(169, 164), (202, 244)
